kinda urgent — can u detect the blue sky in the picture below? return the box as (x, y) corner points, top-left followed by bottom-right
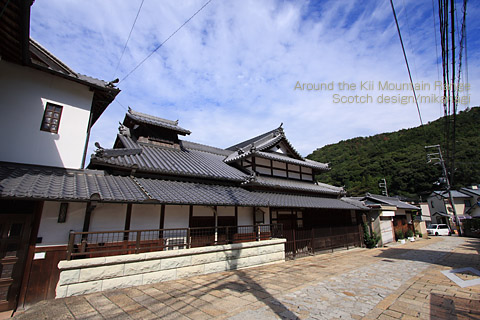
(29, 0), (479, 159)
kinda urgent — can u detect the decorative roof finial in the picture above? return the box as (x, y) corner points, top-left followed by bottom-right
(94, 142), (105, 157)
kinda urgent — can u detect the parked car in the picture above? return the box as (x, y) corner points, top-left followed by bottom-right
(426, 224), (451, 236)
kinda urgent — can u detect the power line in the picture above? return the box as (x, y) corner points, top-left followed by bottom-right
(113, 0), (145, 79)
(0, 0), (11, 19)
(119, 0), (214, 83)
(389, 0), (426, 138)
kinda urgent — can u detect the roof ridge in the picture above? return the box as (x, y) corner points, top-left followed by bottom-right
(128, 108), (179, 126)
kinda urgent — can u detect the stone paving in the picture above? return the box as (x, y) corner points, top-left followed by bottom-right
(13, 236), (480, 320)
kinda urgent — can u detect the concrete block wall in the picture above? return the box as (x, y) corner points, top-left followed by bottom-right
(56, 238), (286, 298)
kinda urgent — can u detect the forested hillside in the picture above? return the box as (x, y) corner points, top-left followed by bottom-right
(307, 107), (480, 199)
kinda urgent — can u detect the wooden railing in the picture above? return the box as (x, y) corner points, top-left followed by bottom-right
(66, 224), (283, 260)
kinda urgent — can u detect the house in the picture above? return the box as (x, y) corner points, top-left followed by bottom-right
(427, 190), (475, 227)
(0, 0), (368, 311)
(355, 193), (420, 246)
(459, 186), (480, 218)
(0, 0), (120, 311)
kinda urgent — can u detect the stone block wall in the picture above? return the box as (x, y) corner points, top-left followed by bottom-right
(56, 238), (286, 298)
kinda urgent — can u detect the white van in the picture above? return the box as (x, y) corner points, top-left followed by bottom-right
(426, 224), (451, 236)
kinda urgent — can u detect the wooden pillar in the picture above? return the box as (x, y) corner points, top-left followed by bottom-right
(213, 206), (218, 243)
(234, 206), (238, 226)
(82, 203), (94, 232)
(160, 204), (165, 229)
(189, 205), (193, 227)
(123, 204), (132, 240)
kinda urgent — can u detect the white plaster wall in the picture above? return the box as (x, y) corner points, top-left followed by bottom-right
(164, 205), (189, 229)
(0, 61), (93, 169)
(192, 206), (214, 216)
(238, 207), (253, 226)
(37, 201), (86, 246)
(419, 203), (432, 221)
(89, 203), (127, 232)
(217, 206), (235, 216)
(453, 199), (466, 215)
(259, 207), (270, 224)
(130, 204), (161, 230)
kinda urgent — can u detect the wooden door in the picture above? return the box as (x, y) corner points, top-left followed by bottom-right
(0, 214), (32, 311)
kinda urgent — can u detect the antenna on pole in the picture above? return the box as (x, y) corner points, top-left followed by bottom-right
(379, 178), (389, 197)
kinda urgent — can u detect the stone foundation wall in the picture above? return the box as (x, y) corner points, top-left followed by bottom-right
(56, 238), (286, 298)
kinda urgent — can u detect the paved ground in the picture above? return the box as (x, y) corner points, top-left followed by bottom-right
(13, 236), (480, 319)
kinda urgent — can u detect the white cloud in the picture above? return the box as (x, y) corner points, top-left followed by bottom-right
(29, 0), (480, 159)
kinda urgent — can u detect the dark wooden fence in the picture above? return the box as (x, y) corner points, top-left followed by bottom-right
(283, 225), (363, 259)
(66, 224), (283, 260)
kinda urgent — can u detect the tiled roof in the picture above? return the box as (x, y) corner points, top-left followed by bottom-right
(243, 176), (344, 196)
(91, 135), (248, 182)
(137, 178), (268, 206)
(257, 192), (365, 210)
(0, 162), (148, 202)
(226, 128), (279, 151)
(225, 150), (329, 171)
(460, 187), (480, 197)
(126, 109), (191, 135)
(363, 193), (420, 210)
(180, 140), (231, 157)
(339, 197), (371, 210)
(226, 126), (304, 160)
(431, 190), (472, 199)
(0, 162), (367, 210)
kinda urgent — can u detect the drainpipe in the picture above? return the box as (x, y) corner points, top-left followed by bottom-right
(81, 110), (94, 169)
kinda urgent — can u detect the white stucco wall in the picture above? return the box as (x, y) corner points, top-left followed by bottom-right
(217, 206), (235, 216)
(130, 204), (161, 230)
(419, 203), (431, 221)
(238, 207), (253, 226)
(89, 203), (127, 232)
(192, 206), (214, 216)
(0, 61), (94, 169)
(37, 201), (86, 246)
(164, 205), (189, 229)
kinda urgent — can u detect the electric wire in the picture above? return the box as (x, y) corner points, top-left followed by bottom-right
(0, 0), (11, 19)
(113, 0), (145, 79)
(431, 0), (442, 114)
(389, 0), (426, 138)
(119, 0), (213, 84)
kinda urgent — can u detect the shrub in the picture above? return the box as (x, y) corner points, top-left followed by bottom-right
(395, 230), (405, 240)
(405, 229), (414, 238)
(363, 222), (380, 248)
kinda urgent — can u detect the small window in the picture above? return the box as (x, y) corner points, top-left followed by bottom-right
(464, 200), (471, 207)
(430, 201), (434, 208)
(40, 103), (63, 133)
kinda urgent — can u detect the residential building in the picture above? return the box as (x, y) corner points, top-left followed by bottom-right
(427, 190), (475, 227)
(459, 186), (480, 218)
(0, 0), (367, 311)
(356, 193), (420, 246)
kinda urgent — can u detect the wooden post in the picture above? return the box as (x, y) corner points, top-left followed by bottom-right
(311, 228), (315, 255)
(293, 229), (296, 258)
(187, 228), (191, 249)
(66, 231), (75, 260)
(135, 231), (141, 254)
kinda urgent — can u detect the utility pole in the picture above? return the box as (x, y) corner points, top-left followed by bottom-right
(379, 178), (389, 197)
(425, 144), (462, 236)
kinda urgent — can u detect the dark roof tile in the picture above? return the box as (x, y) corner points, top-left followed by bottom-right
(0, 162), (148, 202)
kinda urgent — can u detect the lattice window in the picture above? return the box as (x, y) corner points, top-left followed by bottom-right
(40, 103), (63, 133)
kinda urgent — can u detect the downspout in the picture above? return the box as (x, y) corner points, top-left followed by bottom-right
(81, 108), (94, 169)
